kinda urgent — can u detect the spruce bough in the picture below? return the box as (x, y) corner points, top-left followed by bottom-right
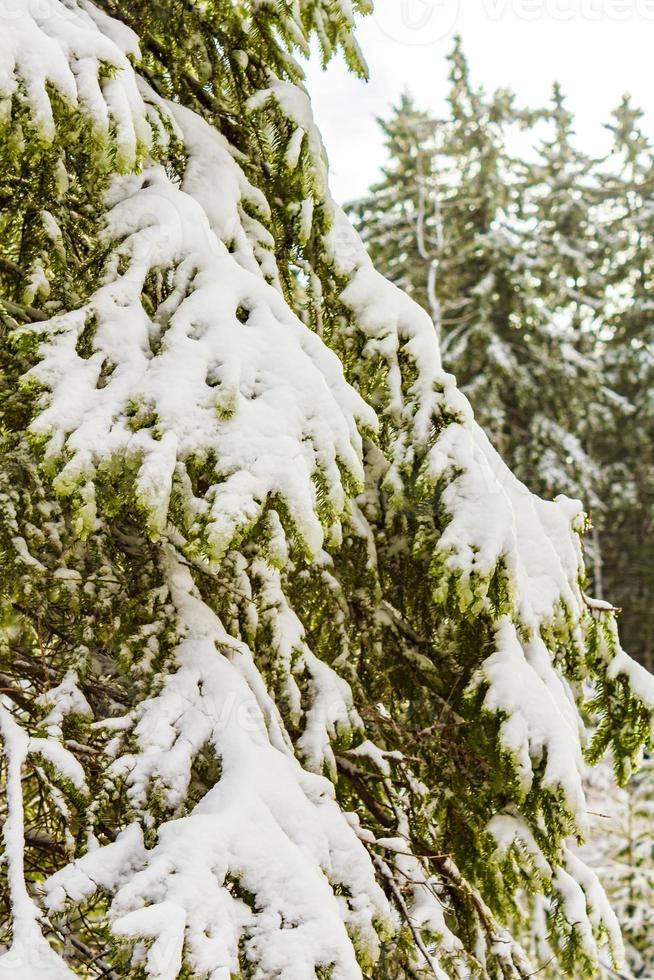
(0, 3), (653, 978)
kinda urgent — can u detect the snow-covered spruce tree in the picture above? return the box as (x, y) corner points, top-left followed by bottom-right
(351, 45), (535, 466)
(347, 92), (438, 317)
(580, 754), (654, 978)
(593, 96), (654, 671)
(350, 47), (611, 513)
(1, 4), (654, 978)
(518, 85), (612, 507)
(518, 85), (617, 594)
(517, 753), (654, 980)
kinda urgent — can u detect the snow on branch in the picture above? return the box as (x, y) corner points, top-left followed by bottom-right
(25, 106), (376, 559)
(44, 547), (391, 978)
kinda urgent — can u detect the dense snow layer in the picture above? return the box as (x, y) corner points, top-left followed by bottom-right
(0, 0), (149, 160)
(0, 707), (77, 978)
(28, 107), (375, 558)
(45, 548), (391, 979)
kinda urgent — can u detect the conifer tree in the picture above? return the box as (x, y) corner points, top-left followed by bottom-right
(516, 86), (606, 500)
(595, 97), (654, 670)
(351, 43), (532, 465)
(521, 755), (654, 979)
(582, 755), (654, 978)
(1, 5), (653, 980)
(346, 92), (437, 313)
(351, 48), (608, 508)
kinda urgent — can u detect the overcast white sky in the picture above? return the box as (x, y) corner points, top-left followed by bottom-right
(305, 0), (654, 205)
